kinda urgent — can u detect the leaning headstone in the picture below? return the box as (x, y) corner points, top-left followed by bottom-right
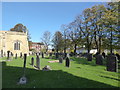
(87, 53), (92, 61)
(42, 65), (52, 71)
(59, 57), (63, 63)
(18, 54), (27, 84)
(106, 54), (118, 72)
(36, 55), (40, 70)
(65, 57), (70, 67)
(31, 57), (34, 66)
(15, 53), (17, 59)
(95, 54), (103, 65)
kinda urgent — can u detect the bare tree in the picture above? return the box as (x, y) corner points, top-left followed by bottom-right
(41, 31), (51, 53)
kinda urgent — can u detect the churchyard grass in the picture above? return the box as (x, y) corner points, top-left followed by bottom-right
(2, 55), (119, 88)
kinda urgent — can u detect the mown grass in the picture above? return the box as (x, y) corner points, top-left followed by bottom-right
(1, 55), (120, 88)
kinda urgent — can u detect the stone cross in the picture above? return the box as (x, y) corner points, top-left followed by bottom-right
(65, 57), (70, 67)
(23, 54), (27, 76)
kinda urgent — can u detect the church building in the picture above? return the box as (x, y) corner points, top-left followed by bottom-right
(0, 24), (29, 57)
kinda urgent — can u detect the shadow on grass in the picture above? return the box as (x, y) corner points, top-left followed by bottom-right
(2, 62), (118, 88)
(71, 57), (107, 67)
(100, 75), (120, 81)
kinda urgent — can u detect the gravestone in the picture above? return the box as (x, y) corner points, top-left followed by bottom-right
(42, 65), (52, 71)
(49, 53), (52, 59)
(20, 52), (22, 58)
(18, 54), (27, 84)
(106, 54), (118, 72)
(65, 57), (70, 67)
(1, 50), (3, 57)
(102, 52), (106, 58)
(55, 53), (59, 59)
(87, 53), (92, 61)
(7, 51), (10, 60)
(42, 52), (44, 58)
(15, 53), (17, 59)
(95, 54), (103, 65)
(59, 57), (63, 63)
(36, 55), (40, 70)
(31, 57), (34, 66)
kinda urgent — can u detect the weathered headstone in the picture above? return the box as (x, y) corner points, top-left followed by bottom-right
(7, 51), (10, 60)
(49, 53), (52, 59)
(55, 53), (59, 59)
(102, 52), (106, 58)
(15, 53), (17, 59)
(106, 54), (118, 72)
(42, 52), (44, 58)
(87, 53), (92, 61)
(31, 57), (34, 66)
(59, 57), (63, 63)
(18, 53), (27, 84)
(95, 54), (103, 65)
(20, 52), (22, 58)
(65, 57), (70, 67)
(1, 50), (3, 57)
(36, 55), (40, 70)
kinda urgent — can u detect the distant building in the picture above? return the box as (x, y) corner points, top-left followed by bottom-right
(29, 42), (44, 52)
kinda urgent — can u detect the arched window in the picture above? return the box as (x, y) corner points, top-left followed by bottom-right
(14, 41), (20, 50)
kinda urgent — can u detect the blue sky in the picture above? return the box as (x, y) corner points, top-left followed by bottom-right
(2, 2), (105, 42)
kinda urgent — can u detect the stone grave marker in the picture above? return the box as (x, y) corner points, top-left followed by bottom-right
(15, 53), (17, 59)
(36, 55), (40, 70)
(31, 57), (34, 66)
(59, 57), (63, 63)
(55, 53), (59, 59)
(42, 65), (52, 71)
(95, 54), (103, 65)
(7, 51), (11, 61)
(116, 54), (120, 63)
(106, 54), (118, 72)
(49, 53), (52, 59)
(20, 52), (22, 58)
(87, 53), (92, 61)
(42, 52), (44, 58)
(18, 54), (27, 84)
(65, 57), (70, 67)
(102, 52), (106, 58)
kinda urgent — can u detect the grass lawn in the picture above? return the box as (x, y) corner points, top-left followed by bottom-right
(1, 55), (120, 88)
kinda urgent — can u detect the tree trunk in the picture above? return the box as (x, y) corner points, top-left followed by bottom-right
(74, 43), (77, 55)
(110, 28), (113, 54)
(98, 37), (102, 54)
